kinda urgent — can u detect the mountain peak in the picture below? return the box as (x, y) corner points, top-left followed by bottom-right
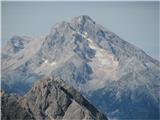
(10, 35), (29, 48)
(2, 15), (160, 120)
(53, 21), (69, 28)
(71, 15), (96, 25)
(50, 21), (74, 34)
(2, 35), (31, 57)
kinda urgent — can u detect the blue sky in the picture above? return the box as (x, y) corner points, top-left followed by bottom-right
(2, 1), (159, 60)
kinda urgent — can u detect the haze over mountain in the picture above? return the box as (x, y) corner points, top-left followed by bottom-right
(2, 15), (160, 119)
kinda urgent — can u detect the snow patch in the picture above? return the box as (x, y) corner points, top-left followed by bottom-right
(44, 60), (48, 64)
(95, 49), (113, 66)
(88, 43), (96, 49)
(43, 59), (56, 66)
(50, 61), (56, 66)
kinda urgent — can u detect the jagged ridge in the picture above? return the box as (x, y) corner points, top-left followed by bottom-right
(1, 77), (108, 120)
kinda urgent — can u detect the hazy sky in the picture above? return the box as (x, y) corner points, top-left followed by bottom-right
(2, 1), (159, 60)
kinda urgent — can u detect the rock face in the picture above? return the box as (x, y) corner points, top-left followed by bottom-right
(1, 77), (108, 120)
(2, 15), (160, 119)
(2, 36), (32, 59)
(1, 91), (34, 120)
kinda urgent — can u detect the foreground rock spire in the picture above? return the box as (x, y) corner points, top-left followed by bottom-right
(2, 77), (108, 120)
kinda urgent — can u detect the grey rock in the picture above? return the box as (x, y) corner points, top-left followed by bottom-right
(2, 35), (32, 59)
(1, 77), (108, 120)
(2, 15), (160, 119)
(1, 91), (35, 120)
(20, 77), (108, 120)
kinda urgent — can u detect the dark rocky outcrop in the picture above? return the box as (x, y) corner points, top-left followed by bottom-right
(1, 77), (108, 120)
(1, 91), (34, 120)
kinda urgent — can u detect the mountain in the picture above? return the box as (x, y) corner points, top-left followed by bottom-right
(1, 77), (108, 120)
(2, 15), (160, 119)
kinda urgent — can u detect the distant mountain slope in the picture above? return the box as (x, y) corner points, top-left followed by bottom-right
(2, 15), (160, 119)
(1, 77), (108, 120)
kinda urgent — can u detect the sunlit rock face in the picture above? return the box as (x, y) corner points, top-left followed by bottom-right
(2, 15), (160, 119)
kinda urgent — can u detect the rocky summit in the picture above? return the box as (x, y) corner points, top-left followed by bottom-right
(2, 15), (160, 119)
(2, 77), (108, 120)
